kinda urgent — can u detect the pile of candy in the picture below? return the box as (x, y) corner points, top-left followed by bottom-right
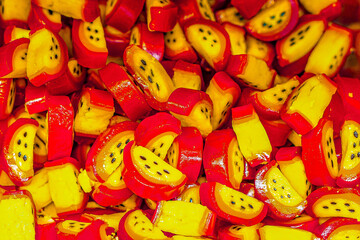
(1, 0), (360, 239)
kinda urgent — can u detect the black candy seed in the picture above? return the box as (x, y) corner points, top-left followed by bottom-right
(17, 139), (21, 145)
(23, 155), (27, 161)
(24, 132), (27, 137)
(323, 206), (329, 209)
(141, 59), (146, 65)
(163, 169), (170, 174)
(335, 209), (341, 212)
(231, 201), (235, 205)
(117, 143), (122, 148)
(248, 204), (253, 209)
(18, 152), (21, 157)
(140, 156), (146, 160)
(273, 179), (276, 183)
(355, 131), (359, 138)
(145, 164), (150, 169)
(111, 158), (116, 163)
(351, 154), (355, 160)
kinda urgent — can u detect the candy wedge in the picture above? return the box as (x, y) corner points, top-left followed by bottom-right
(72, 17), (108, 68)
(27, 27), (68, 87)
(122, 141), (187, 201)
(152, 200), (216, 237)
(32, 0), (99, 22)
(203, 129), (244, 189)
(255, 160), (307, 220)
(232, 104), (272, 167)
(0, 118), (38, 186)
(281, 74), (337, 135)
(184, 19), (230, 71)
(200, 182), (267, 226)
(168, 88), (213, 137)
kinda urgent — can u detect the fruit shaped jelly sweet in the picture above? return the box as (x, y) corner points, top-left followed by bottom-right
(20, 168), (51, 210)
(167, 88), (213, 137)
(306, 187), (360, 221)
(203, 129), (244, 190)
(299, 0), (342, 20)
(258, 226), (317, 240)
(337, 119), (360, 187)
(275, 147), (312, 199)
(175, 184), (201, 204)
(3, 26), (30, 44)
(276, 15), (327, 67)
(146, 0), (178, 32)
(232, 104), (272, 167)
(118, 209), (167, 240)
(262, 214), (319, 232)
(281, 74), (337, 135)
(74, 88), (114, 139)
(206, 71), (240, 130)
(0, 38), (29, 79)
(172, 60), (204, 90)
(222, 23), (246, 55)
(164, 23), (198, 63)
(135, 112), (181, 160)
(45, 157), (88, 216)
(0, 0), (30, 28)
(231, 0), (267, 19)
(105, 0), (145, 33)
(261, 119), (292, 147)
(90, 165), (133, 207)
(167, 127), (203, 183)
(0, 190), (36, 240)
(72, 17), (108, 69)
(200, 182), (267, 226)
(86, 121), (138, 183)
(27, 27), (68, 87)
(47, 96), (74, 161)
(216, 7), (247, 27)
(56, 219), (107, 240)
(46, 58), (86, 96)
(0, 79), (15, 120)
(184, 19), (230, 71)
(28, 4), (62, 33)
(246, 35), (275, 67)
(110, 194), (143, 212)
(174, 0), (215, 26)
(218, 223), (262, 240)
(250, 76), (300, 120)
(255, 160), (307, 220)
(32, 0), (99, 22)
(305, 24), (352, 78)
(0, 118), (38, 186)
(124, 45), (175, 111)
(317, 217), (360, 240)
(122, 141), (187, 201)
(129, 22), (165, 61)
(152, 200), (216, 237)
(245, 0), (299, 42)
(226, 54), (276, 90)
(302, 118), (339, 186)
(99, 63), (152, 122)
